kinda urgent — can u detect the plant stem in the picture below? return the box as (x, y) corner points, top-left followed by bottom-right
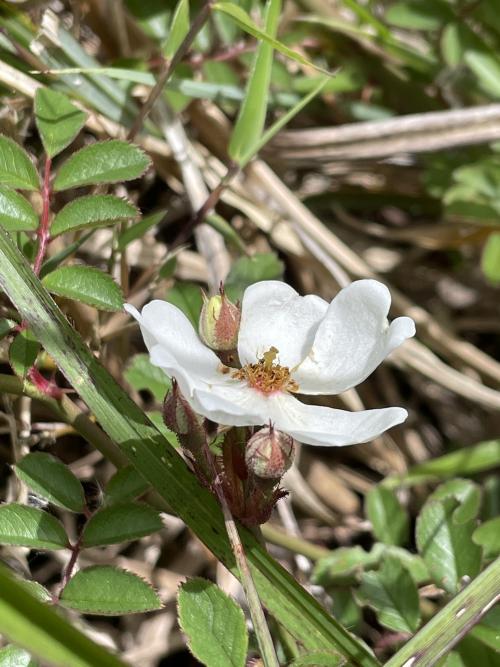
(202, 442), (280, 667)
(127, 0), (213, 141)
(385, 556), (500, 667)
(58, 534), (83, 598)
(33, 155), (52, 276)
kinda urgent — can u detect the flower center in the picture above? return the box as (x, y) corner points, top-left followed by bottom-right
(232, 346), (299, 395)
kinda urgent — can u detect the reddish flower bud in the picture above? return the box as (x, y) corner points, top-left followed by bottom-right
(245, 425), (295, 480)
(199, 289), (240, 351)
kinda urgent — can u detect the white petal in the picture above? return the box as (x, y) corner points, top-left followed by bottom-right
(238, 281), (328, 368)
(125, 300), (222, 392)
(293, 280), (415, 395)
(267, 393), (408, 447)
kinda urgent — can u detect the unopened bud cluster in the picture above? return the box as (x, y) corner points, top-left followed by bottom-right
(245, 425), (295, 480)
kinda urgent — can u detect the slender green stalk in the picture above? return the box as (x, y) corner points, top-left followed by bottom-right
(385, 557), (500, 667)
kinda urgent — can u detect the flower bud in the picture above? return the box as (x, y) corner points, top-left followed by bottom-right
(245, 426), (295, 479)
(199, 290), (240, 351)
(163, 380), (206, 447)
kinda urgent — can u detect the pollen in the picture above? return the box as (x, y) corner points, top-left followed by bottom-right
(232, 346), (299, 395)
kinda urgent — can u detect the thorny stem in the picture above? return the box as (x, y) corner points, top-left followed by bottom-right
(201, 440), (280, 667)
(33, 156), (52, 276)
(127, 0), (214, 142)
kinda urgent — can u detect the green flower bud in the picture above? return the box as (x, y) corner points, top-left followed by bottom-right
(199, 290), (240, 351)
(245, 425), (295, 480)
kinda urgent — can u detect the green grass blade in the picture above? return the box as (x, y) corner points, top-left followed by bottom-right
(229, 0), (281, 163)
(0, 563), (127, 667)
(383, 439), (500, 488)
(0, 225), (379, 667)
(384, 557), (500, 667)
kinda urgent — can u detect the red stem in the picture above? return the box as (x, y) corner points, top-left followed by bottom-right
(33, 155), (52, 276)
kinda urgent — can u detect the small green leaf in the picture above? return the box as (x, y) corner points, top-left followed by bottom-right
(473, 518), (500, 559)
(0, 135), (39, 191)
(9, 329), (40, 379)
(42, 266), (123, 311)
(330, 587), (362, 632)
(224, 253), (284, 302)
(206, 213), (247, 254)
(482, 233), (500, 284)
(163, 0), (189, 59)
(34, 88), (87, 158)
(313, 546), (379, 586)
(358, 557), (420, 633)
(0, 645), (37, 667)
(365, 485), (409, 546)
(0, 318), (16, 341)
(465, 51), (500, 99)
(428, 478), (481, 524)
(81, 503), (163, 547)
(60, 566), (161, 615)
(117, 210), (166, 250)
(165, 282), (203, 328)
(51, 195), (139, 237)
(124, 353), (171, 402)
(15, 453), (85, 513)
(0, 504), (68, 550)
(416, 496), (482, 594)
(0, 186), (38, 232)
(178, 578), (248, 667)
(53, 141), (151, 191)
(386, 1), (451, 31)
(229, 0), (281, 163)
(104, 466), (148, 505)
(17, 579), (52, 603)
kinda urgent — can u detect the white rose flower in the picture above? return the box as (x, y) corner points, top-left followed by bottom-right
(125, 279), (415, 447)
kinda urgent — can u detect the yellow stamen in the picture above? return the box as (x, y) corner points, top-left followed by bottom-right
(232, 347), (299, 395)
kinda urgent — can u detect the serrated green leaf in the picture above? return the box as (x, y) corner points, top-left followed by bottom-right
(0, 645), (37, 667)
(104, 466), (148, 505)
(53, 141), (151, 191)
(51, 195), (139, 237)
(0, 504), (68, 550)
(42, 266), (123, 311)
(482, 233), (500, 284)
(15, 453), (85, 513)
(472, 517), (500, 559)
(358, 556), (420, 633)
(224, 253), (284, 302)
(0, 186), (38, 232)
(117, 210), (166, 250)
(81, 502), (163, 547)
(416, 496), (482, 594)
(124, 353), (171, 402)
(365, 485), (409, 546)
(0, 135), (39, 191)
(428, 478), (481, 524)
(0, 563), (128, 667)
(330, 587), (362, 632)
(34, 88), (87, 158)
(9, 329), (40, 379)
(212, 3), (329, 75)
(312, 546), (380, 586)
(16, 579), (51, 603)
(60, 566), (161, 615)
(165, 282), (203, 328)
(178, 578), (248, 667)
(163, 0), (189, 59)
(229, 0), (281, 162)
